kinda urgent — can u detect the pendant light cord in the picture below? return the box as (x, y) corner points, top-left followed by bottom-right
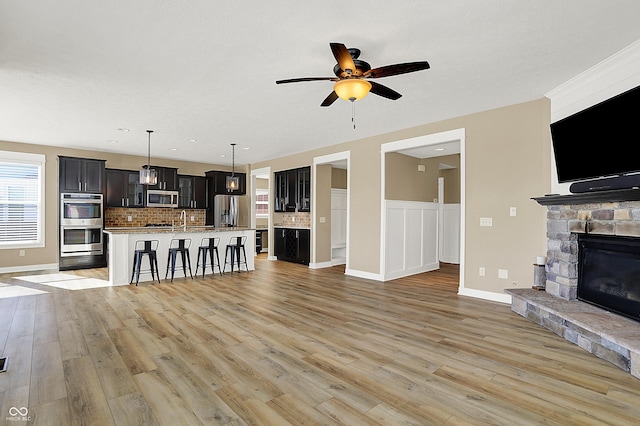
(231, 143), (236, 177)
(146, 130), (153, 170)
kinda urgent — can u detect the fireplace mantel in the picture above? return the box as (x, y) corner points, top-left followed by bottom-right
(533, 187), (640, 206)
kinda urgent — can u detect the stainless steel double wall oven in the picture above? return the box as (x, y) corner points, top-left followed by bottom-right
(59, 193), (104, 269)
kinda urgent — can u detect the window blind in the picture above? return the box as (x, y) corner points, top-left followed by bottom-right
(0, 154), (44, 247)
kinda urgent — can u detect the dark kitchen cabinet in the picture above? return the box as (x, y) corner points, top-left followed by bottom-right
(297, 166), (311, 212)
(59, 156), (105, 193)
(206, 170), (246, 195)
(146, 166), (178, 191)
(274, 166), (311, 212)
(106, 169), (144, 207)
(274, 227), (310, 265)
(178, 175), (208, 208)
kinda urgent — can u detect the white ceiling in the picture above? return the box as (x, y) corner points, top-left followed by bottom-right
(2, 1), (640, 168)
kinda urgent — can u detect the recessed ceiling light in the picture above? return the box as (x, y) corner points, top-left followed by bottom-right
(169, 148), (178, 151)
(108, 140), (118, 144)
(242, 146), (250, 150)
(117, 128), (129, 132)
(187, 139), (197, 143)
(435, 147), (446, 151)
(220, 154), (226, 158)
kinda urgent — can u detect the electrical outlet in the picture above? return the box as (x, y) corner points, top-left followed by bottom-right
(127, 215), (132, 222)
(510, 207), (517, 217)
(190, 215), (195, 221)
(19, 249), (25, 257)
(480, 217), (493, 227)
(498, 269), (509, 279)
(479, 267), (485, 276)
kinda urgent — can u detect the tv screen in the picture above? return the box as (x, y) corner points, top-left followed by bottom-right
(550, 84), (640, 183)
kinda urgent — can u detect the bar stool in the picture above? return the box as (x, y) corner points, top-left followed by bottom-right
(195, 237), (222, 278)
(224, 235), (248, 273)
(130, 240), (160, 286)
(165, 238), (193, 282)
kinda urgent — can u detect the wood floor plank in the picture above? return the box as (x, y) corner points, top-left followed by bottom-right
(63, 355), (115, 426)
(2, 257), (640, 425)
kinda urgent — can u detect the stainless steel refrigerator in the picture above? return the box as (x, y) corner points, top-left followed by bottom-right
(214, 194), (243, 227)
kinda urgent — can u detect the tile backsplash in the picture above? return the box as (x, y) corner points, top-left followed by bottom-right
(105, 207), (206, 228)
(280, 212), (311, 228)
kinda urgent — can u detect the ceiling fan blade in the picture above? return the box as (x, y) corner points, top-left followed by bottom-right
(320, 91), (339, 107)
(330, 42), (356, 74)
(276, 77), (336, 84)
(369, 81), (402, 100)
(364, 61), (430, 79)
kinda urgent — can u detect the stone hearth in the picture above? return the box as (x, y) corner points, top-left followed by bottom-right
(507, 189), (640, 379)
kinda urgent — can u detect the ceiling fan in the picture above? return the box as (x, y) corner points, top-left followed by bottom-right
(276, 42), (430, 107)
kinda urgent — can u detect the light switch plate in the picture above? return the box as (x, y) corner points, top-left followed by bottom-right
(480, 217), (492, 227)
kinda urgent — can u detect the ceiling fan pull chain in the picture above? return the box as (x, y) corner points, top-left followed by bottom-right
(352, 100), (356, 130)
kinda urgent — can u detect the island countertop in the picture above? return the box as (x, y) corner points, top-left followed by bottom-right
(105, 227), (255, 285)
(104, 226), (254, 234)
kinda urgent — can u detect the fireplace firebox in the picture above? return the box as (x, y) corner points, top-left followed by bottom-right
(578, 233), (640, 323)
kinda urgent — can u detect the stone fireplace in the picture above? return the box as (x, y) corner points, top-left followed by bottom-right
(506, 189), (640, 379)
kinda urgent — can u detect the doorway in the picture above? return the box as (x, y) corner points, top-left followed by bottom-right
(312, 151), (350, 270)
(380, 128), (465, 290)
(250, 167), (270, 257)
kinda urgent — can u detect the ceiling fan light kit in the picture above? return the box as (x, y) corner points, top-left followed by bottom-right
(334, 79), (372, 102)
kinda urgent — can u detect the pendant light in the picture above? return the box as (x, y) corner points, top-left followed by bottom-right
(226, 143), (239, 191)
(139, 130), (157, 185)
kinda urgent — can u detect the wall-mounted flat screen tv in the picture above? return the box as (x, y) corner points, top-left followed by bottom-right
(550, 84), (640, 183)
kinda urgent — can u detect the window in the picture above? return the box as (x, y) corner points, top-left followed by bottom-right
(0, 151), (45, 249)
(256, 188), (269, 217)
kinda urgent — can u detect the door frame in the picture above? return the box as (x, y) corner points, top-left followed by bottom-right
(312, 151), (350, 270)
(380, 128), (466, 291)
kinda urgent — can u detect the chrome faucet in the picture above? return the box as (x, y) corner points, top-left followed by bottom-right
(180, 210), (187, 231)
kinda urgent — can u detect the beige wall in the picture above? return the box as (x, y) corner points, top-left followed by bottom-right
(253, 97), (551, 295)
(331, 168), (347, 189)
(315, 165), (332, 263)
(385, 153), (460, 203)
(0, 140), (242, 270)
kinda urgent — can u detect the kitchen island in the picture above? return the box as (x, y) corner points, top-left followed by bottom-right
(104, 226), (255, 285)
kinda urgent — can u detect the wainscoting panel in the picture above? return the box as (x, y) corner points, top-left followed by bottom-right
(384, 200), (439, 280)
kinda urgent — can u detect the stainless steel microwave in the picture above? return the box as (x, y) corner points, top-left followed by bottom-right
(146, 190), (179, 208)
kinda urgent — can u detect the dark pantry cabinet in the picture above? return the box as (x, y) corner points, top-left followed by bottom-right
(59, 156), (105, 193)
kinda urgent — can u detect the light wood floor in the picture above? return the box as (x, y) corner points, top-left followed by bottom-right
(1, 256), (640, 425)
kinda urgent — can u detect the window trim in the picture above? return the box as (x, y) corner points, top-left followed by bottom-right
(0, 150), (46, 249)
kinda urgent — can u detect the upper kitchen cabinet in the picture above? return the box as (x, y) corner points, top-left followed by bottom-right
(297, 166), (311, 212)
(59, 156), (105, 193)
(206, 170), (246, 195)
(105, 168), (144, 208)
(274, 166), (311, 212)
(178, 175), (208, 208)
(146, 166), (178, 191)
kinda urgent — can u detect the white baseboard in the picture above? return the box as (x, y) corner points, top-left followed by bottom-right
(0, 263), (59, 275)
(457, 287), (512, 304)
(308, 261), (333, 269)
(345, 268), (384, 281)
